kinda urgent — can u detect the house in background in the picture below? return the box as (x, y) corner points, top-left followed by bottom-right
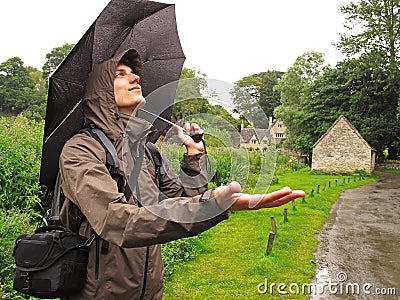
(312, 115), (376, 173)
(239, 128), (272, 151)
(237, 117), (287, 150)
(269, 117), (287, 145)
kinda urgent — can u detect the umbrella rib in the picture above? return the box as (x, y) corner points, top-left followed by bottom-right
(44, 99), (83, 143)
(143, 57), (185, 63)
(51, 75), (85, 87)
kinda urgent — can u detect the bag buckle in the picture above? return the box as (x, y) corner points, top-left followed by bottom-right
(20, 272), (31, 294)
(81, 234), (96, 248)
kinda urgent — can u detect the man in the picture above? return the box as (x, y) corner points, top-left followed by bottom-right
(59, 49), (305, 299)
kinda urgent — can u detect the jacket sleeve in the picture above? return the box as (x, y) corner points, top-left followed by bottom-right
(60, 135), (228, 248)
(158, 152), (209, 198)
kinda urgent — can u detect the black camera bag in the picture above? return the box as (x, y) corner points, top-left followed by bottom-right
(13, 225), (94, 298)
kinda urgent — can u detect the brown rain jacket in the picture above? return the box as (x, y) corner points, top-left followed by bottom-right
(59, 50), (229, 299)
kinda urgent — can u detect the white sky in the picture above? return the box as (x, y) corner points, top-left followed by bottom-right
(0, 0), (351, 84)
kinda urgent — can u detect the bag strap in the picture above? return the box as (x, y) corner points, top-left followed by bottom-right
(80, 126), (119, 169)
(47, 172), (63, 224)
(144, 142), (165, 182)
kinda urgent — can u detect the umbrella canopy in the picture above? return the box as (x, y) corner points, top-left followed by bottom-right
(40, 0), (185, 189)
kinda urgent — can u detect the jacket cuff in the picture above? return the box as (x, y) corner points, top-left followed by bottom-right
(181, 152), (206, 176)
(199, 189), (231, 219)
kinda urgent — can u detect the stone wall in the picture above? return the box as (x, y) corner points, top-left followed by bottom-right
(312, 117), (375, 173)
(376, 160), (400, 170)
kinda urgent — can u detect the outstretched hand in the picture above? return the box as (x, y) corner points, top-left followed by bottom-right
(214, 181), (306, 211)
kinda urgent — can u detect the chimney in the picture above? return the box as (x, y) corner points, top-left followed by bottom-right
(269, 116), (273, 128)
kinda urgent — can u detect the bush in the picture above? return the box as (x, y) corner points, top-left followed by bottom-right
(161, 235), (206, 282)
(0, 115), (44, 212)
(0, 209), (37, 299)
(275, 153), (307, 174)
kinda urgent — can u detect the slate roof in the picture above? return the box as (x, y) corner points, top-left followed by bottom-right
(240, 128), (272, 144)
(313, 115), (376, 151)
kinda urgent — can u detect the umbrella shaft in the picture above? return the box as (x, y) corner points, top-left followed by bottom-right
(139, 108), (181, 129)
(138, 108), (202, 143)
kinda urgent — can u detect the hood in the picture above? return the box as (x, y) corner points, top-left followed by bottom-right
(82, 49), (143, 142)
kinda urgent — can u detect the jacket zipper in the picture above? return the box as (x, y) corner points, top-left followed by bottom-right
(95, 237), (100, 280)
(139, 246), (150, 300)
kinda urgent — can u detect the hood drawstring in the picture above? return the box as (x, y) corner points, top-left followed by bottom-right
(114, 112), (121, 120)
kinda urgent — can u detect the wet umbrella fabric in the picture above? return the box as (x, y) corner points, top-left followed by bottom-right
(40, 0), (185, 190)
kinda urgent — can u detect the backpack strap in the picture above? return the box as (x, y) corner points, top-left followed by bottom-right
(79, 126), (125, 192)
(144, 142), (165, 183)
(46, 172), (64, 225)
(80, 127), (119, 169)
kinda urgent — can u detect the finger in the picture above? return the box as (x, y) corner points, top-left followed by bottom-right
(248, 187), (292, 209)
(259, 189), (306, 209)
(183, 122), (191, 134)
(191, 124), (204, 136)
(174, 124), (191, 145)
(191, 123), (200, 131)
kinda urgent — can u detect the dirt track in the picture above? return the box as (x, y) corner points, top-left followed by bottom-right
(310, 172), (400, 299)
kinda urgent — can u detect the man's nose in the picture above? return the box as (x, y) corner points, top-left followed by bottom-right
(129, 73), (140, 83)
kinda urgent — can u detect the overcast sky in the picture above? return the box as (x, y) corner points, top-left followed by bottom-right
(0, 0), (351, 84)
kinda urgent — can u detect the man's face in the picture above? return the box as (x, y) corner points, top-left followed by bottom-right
(113, 63), (146, 115)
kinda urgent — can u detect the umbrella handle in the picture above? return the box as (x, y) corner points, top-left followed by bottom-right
(189, 132), (203, 143)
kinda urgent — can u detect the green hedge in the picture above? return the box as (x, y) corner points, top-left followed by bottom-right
(0, 115), (44, 212)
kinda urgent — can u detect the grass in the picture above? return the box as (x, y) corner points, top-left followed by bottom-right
(163, 170), (377, 299)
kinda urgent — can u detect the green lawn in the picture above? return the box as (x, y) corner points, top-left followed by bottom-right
(163, 170), (377, 299)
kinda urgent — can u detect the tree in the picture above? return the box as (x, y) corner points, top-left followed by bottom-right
(274, 51), (326, 155)
(207, 104), (241, 131)
(26, 67), (47, 119)
(42, 43), (75, 79)
(0, 57), (35, 115)
(337, 0), (400, 64)
(0, 58), (47, 119)
(231, 71), (283, 128)
(311, 54), (400, 158)
(336, 0), (400, 158)
(172, 67), (211, 119)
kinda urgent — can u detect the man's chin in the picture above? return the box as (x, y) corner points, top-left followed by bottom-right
(137, 98), (146, 108)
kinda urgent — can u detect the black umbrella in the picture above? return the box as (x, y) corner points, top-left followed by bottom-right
(40, 0), (185, 190)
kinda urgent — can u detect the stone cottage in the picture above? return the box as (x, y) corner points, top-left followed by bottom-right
(269, 117), (287, 144)
(239, 128), (272, 151)
(312, 115), (376, 173)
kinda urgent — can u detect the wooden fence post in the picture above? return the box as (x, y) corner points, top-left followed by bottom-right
(310, 189), (314, 197)
(336, 179), (338, 186)
(266, 232), (276, 255)
(317, 185), (320, 193)
(270, 216), (276, 234)
(292, 200), (296, 210)
(284, 207), (288, 222)
(322, 183), (326, 191)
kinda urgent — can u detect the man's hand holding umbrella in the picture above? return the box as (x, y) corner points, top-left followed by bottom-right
(174, 122), (205, 155)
